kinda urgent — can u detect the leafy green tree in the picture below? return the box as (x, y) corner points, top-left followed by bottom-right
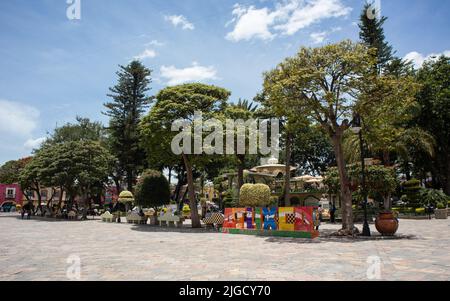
(414, 56), (450, 194)
(35, 141), (113, 218)
(45, 116), (107, 146)
(0, 157), (32, 184)
(135, 169), (170, 215)
(324, 164), (397, 209)
(224, 99), (258, 194)
(263, 41), (374, 233)
(140, 83), (231, 228)
(103, 60), (153, 191)
(291, 125), (335, 176)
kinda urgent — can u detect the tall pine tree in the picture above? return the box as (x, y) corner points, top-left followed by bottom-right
(359, 2), (394, 74)
(103, 60), (153, 191)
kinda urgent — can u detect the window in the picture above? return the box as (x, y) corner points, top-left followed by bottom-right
(41, 190), (48, 200)
(6, 188), (16, 198)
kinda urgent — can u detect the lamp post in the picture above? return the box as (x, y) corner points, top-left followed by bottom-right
(351, 113), (371, 237)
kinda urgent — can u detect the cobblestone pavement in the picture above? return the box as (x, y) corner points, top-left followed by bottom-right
(0, 213), (449, 281)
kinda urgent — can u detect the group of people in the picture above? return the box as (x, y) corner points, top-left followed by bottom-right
(314, 202), (337, 230)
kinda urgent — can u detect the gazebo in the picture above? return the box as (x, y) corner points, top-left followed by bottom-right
(250, 157), (297, 178)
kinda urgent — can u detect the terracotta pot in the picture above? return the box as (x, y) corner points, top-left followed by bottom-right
(375, 211), (399, 236)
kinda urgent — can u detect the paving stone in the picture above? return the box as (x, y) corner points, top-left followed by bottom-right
(0, 213), (449, 280)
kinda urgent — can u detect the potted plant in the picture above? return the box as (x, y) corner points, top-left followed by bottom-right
(420, 189), (448, 219)
(435, 202), (448, 219)
(375, 211), (399, 236)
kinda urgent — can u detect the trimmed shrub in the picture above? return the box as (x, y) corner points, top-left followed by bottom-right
(135, 169), (170, 209)
(270, 196), (279, 207)
(403, 179), (422, 208)
(239, 183), (271, 207)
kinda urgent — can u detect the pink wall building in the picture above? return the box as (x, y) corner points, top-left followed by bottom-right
(0, 183), (24, 206)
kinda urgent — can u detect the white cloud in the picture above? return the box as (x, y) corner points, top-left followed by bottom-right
(404, 50), (450, 69)
(160, 62), (218, 85)
(0, 99), (40, 137)
(145, 40), (165, 47)
(226, 0), (351, 42)
(165, 15), (195, 30)
(310, 26), (341, 44)
(225, 4), (278, 42)
(134, 48), (157, 60)
(310, 31), (327, 44)
(24, 137), (46, 149)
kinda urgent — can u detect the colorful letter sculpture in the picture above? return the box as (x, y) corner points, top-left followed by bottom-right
(223, 206), (319, 239)
(245, 207), (254, 229)
(295, 207), (314, 232)
(262, 207), (278, 230)
(279, 207), (295, 231)
(223, 208), (236, 229)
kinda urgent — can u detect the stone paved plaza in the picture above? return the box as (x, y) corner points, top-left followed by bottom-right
(0, 213), (449, 281)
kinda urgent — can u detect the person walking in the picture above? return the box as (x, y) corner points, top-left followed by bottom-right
(330, 202), (336, 224)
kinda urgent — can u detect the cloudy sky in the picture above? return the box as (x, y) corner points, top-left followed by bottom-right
(0, 0), (449, 165)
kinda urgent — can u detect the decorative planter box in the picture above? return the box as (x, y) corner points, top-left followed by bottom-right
(435, 209), (448, 219)
(222, 207), (320, 239)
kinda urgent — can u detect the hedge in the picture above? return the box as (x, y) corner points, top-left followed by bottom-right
(239, 183), (271, 207)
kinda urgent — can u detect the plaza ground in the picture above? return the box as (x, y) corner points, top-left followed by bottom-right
(0, 213), (449, 281)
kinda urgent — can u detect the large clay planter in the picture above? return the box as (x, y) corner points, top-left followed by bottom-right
(375, 211), (399, 236)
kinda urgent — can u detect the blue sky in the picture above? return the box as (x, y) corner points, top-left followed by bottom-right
(0, 0), (449, 165)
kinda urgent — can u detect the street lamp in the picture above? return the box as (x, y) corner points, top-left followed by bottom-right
(351, 113), (371, 237)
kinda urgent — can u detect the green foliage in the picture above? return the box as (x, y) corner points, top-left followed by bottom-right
(45, 116), (107, 146)
(402, 179), (422, 208)
(140, 83), (231, 228)
(135, 169), (170, 209)
(239, 183), (271, 207)
(292, 125), (335, 175)
(358, 2), (393, 72)
(0, 157), (32, 184)
(413, 56), (450, 194)
(436, 202), (446, 209)
(222, 195), (236, 208)
(25, 141), (113, 202)
(103, 60), (153, 190)
(419, 188), (449, 208)
(270, 196), (279, 207)
(324, 164), (397, 198)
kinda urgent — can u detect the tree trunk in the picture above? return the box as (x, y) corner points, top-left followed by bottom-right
(126, 169), (133, 192)
(284, 132), (292, 206)
(236, 154), (245, 196)
(113, 177), (122, 194)
(382, 149), (390, 166)
(331, 134), (354, 233)
(182, 153), (201, 228)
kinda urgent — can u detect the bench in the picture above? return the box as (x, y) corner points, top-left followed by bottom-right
(202, 213), (224, 230)
(101, 211), (116, 222)
(68, 211), (77, 220)
(126, 212), (147, 224)
(159, 213), (184, 228)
